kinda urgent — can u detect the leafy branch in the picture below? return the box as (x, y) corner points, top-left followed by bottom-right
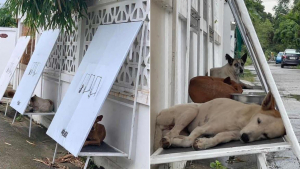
(4, 0), (88, 35)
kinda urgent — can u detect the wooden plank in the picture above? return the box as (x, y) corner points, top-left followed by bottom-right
(46, 22), (142, 157)
(0, 37), (30, 99)
(10, 30), (59, 114)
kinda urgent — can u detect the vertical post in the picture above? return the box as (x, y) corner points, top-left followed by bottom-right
(52, 143), (58, 164)
(29, 115), (32, 137)
(256, 153), (268, 169)
(185, 0), (191, 103)
(172, 0), (179, 104)
(165, 11), (172, 108)
(5, 100), (9, 116)
(199, 0), (204, 75)
(227, 0), (267, 91)
(12, 111), (17, 124)
(84, 156), (91, 169)
(128, 22), (146, 159)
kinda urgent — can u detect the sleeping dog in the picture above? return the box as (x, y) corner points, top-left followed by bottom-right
(155, 92), (285, 150)
(26, 95), (54, 112)
(210, 53), (253, 89)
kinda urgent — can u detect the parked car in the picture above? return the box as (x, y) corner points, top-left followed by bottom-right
(281, 49), (300, 68)
(276, 52), (283, 64)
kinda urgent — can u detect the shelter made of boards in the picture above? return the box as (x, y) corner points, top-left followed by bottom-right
(5, 0), (150, 168)
(151, 0), (300, 169)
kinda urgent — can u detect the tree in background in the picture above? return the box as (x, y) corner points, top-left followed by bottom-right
(243, 0), (274, 60)
(4, 0), (88, 34)
(273, 0), (300, 50)
(244, 0), (300, 62)
(0, 4), (17, 27)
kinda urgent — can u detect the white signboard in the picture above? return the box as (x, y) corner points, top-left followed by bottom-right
(10, 30), (60, 114)
(0, 36), (30, 99)
(47, 22), (142, 156)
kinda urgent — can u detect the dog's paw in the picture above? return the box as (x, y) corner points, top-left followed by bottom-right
(161, 137), (171, 149)
(192, 138), (213, 150)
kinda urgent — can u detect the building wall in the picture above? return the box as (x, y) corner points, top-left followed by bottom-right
(15, 0), (150, 168)
(222, 1), (236, 65)
(151, 0), (234, 168)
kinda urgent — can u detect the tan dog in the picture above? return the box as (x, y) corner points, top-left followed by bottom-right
(27, 95), (54, 112)
(210, 53), (253, 89)
(155, 92), (285, 150)
(84, 115), (106, 146)
(189, 76), (243, 103)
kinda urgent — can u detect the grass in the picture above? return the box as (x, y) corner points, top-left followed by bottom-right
(295, 65), (300, 69)
(245, 57), (253, 66)
(240, 69), (255, 82)
(287, 94), (300, 101)
(16, 114), (23, 122)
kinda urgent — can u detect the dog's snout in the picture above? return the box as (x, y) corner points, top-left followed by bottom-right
(241, 133), (249, 143)
(240, 69), (244, 73)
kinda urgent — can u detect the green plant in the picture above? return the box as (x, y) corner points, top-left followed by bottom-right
(16, 114), (23, 122)
(4, 0), (88, 35)
(210, 160), (227, 169)
(0, 3), (17, 27)
(240, 69), (255, 82)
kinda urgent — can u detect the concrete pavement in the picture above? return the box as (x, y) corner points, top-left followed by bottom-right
(0, 105), (81, 169)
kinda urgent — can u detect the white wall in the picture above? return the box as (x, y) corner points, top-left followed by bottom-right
(0, 27), (17, 76)
(17, 1), (151, 169)
(151, 0), (234, 168)
(222, 2), (236, 65)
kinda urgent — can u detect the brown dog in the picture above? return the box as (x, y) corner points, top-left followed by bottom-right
(189, 76), (243, 103)
(155, 92), (285, 150)
(84, 115), (106, 146)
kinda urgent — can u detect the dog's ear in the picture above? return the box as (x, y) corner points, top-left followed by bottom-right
(262, 92), (276, 110)
(223, 77), (231, 85)
(241, 53), (247, 63)
(225, 54), (234, 65)
(97, 115), (103, 121)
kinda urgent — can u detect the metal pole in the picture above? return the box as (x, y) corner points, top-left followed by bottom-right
(185, 0), (191, 103)
(52, 143), (58, 164)
(84, 156), (91, 169)
(128, 22), (146, 159)
(12, 111), (17, 124)
(29, 115), (32, 137)
(5, 101), (9, 116)
(228, 0), (268, 92)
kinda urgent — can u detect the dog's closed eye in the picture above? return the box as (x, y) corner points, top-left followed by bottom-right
(234, 63), (238, 67)
(257, 118), (261, 124)
(241, 62), (244, 66)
